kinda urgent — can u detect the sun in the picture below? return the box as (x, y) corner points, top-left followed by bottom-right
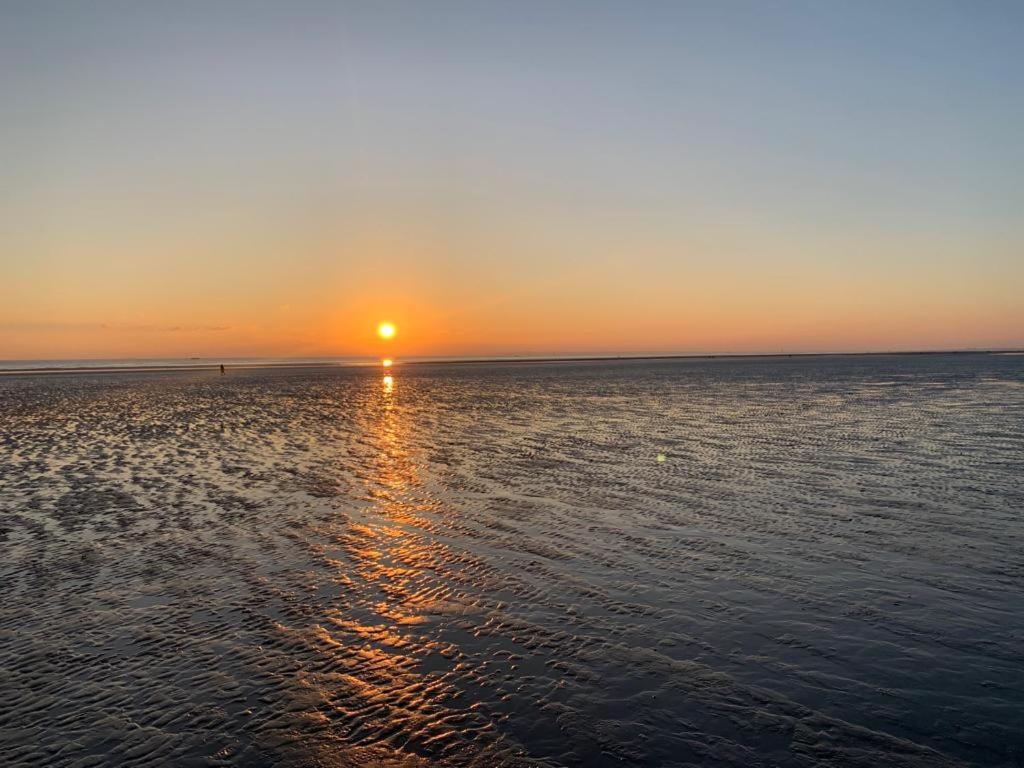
(377, 322), (396, 340)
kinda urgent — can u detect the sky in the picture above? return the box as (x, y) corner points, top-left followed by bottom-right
(1, 0), (1022, 359)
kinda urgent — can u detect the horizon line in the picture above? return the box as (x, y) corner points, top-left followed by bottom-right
(2, 348), (1021, 376)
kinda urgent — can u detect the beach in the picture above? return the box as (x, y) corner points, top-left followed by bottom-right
(1, 354), (1022, 767)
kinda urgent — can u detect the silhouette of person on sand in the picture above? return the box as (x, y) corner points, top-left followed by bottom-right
(220, 364), (225, 375)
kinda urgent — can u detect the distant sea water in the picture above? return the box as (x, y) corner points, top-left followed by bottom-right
(0, 354), (646, 372)
(0, 356), (374, 371)
(1, 353), (1022, 767)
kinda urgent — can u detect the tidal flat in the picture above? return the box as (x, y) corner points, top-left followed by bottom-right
(1, 354), (1022, 767)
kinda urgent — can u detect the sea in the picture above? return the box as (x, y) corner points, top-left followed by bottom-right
(1, 353), (1022, 767)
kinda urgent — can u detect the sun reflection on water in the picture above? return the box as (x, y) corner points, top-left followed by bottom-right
(270, 370), (509, 764)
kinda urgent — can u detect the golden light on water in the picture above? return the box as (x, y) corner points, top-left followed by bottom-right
(379, 321), (396, 393)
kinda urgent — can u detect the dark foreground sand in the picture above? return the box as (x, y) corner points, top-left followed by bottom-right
(1, 355), (1022, 767)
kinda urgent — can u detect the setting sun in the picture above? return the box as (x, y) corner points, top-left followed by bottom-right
(382, 358), (393, 368)
(377, 322), (396, 340)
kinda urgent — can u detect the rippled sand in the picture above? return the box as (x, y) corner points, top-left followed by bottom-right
(2, 355), (1022, 767)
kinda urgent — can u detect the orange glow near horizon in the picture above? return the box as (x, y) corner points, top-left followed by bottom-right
(1, 212), (1021, 360)
(2, 238), (1022, 360)
(382, 358), (393, 368)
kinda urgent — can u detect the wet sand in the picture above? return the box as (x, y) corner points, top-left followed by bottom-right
(1, 355), (1022, 767)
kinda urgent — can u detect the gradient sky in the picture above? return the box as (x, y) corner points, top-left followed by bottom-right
(2, 0), (1022, 359)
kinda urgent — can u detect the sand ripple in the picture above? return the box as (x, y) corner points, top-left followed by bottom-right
(1, 355), (1022, 767)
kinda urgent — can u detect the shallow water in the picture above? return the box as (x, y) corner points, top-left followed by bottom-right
(1, 354), (1022, 767)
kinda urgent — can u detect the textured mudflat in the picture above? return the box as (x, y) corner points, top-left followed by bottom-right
(1, 355), (1022, 767)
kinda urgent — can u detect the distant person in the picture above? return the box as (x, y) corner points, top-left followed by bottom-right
(220, 364), (225, 375)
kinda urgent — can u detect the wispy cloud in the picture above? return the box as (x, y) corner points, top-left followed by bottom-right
(0, 322), (231, 333)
